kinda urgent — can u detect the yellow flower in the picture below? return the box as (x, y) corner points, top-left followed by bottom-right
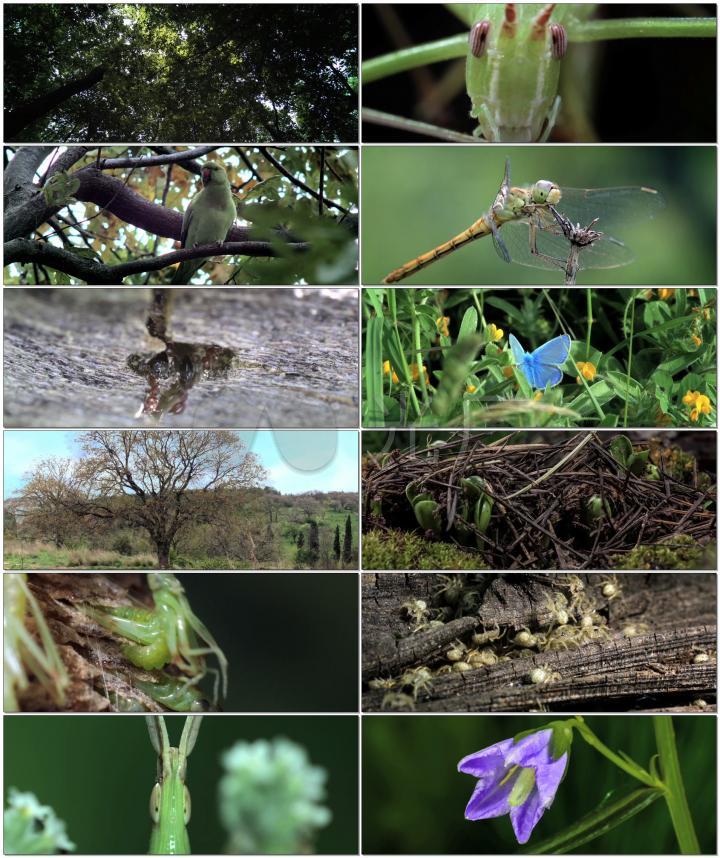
(575, 361), (597, 383)
(382, 360), (399, 384)
(683, 390), (712, 422)
(659, 288), (675, 301)
(436, 316), (450, 337)
(486, 323), (504, 342)
(691, 334), (702, 347)
(533, 391), (543, 401)
(502, 366), (515, 379)
(466, 384), (477, 394)
(410, 362), (430, 386)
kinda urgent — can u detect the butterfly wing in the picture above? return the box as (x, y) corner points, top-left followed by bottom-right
(528, 334), (571, 388)
(509, 333), (539, 387)
(508, 334), (526, 364)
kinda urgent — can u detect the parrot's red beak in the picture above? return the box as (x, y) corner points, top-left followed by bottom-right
(202, 167), (211, 186)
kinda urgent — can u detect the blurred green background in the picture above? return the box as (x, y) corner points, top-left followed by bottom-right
(176, 574), (358, 711)
(361, 147), (716, 285)
(5, 714), (358, 854)
(362, 715), (716, 854)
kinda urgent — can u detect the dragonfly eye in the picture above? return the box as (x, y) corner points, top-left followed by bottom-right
(532, 180), (554, 203)
(183, 785), (192, 824)
(550, 23), (567, 59)
(469, 20), (491, 58)
(150, 783), (161, 823)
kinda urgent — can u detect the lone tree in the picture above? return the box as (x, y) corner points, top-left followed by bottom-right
(17, 431), (265, 568)
(333, 524), (341, 563)
(342, 514), (353, 566)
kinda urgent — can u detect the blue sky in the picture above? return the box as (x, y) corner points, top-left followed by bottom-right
(3, 431), (358, 499)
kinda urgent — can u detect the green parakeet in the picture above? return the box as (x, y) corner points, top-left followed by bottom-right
(170, 161), (236, 284)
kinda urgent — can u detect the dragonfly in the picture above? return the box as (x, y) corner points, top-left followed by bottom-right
(382, 159), (664, 284)
(147, 715), (203, 855)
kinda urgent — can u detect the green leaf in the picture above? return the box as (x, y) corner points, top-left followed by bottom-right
(458, 307), (478, 342)
(431, 335), (482, 418)
(525, 786), (663, 854)
(364, 316), (384, 427)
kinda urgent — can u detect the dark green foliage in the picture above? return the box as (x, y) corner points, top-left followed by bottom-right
(5, 4), (358, 142)
(333, 524), (341, 561)
(342, 513), (353, 563)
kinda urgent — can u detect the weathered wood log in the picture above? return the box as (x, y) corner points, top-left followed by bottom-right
(362, 573), (717, 712)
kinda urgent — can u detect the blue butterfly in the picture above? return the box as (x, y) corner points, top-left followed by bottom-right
(509, 333), (571, 389)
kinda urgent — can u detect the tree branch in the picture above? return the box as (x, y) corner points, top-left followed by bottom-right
(4, 238), (308, 284)
(258, 146), (351, 216)
(5, 66), (106, 139)
(95, 146), (220, 171)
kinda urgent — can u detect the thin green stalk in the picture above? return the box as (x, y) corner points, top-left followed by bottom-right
(362, 35), (465, 83)
(408, 296), (430, 408)
(623, 291), (637, 428)
(362, 18), (714, 86)
(653, 716), (700, 854)
(362, 109), (476, 143)
(572, 17), (716, 42)
(585, 289), (593, 360)
(573, 717), (662, 790)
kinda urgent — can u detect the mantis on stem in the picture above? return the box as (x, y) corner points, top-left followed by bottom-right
(364, 4), (716, 142)
(146, 715), (203, 855)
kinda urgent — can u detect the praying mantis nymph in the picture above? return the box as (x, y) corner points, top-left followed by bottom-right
(458, 3), (593, 141)
(147, 715), (203, 855)
(80, 572), (228, 709)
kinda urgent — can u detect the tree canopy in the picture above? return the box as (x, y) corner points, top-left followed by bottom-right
(4, 3), (358, 142)
(4, 145), (358, 284)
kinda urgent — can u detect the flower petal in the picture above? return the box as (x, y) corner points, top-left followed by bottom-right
(509, 788), (545, 844)
(535, 752), (568, 809)
(465, 771), (515, 821)
(505, 729), (553, 768)
(458, 738), (514, 777)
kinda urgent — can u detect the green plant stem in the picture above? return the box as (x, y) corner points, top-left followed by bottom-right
(653, 716), (700, 854)
(572, 717), (662, 789)
(408, 296), (430, 408)
(362, 108), (476, 142)
(362, 18), (714, 84)
(622, 291), (637, 429)
(585, 289), (593, 359)
(572, 17), (716, 42)
(362, 35), (466, 83)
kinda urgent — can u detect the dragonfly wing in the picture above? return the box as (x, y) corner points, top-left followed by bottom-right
(499, 221), (562, 270)
(557, 186), (665, 233)
(530, 224), (635, 270)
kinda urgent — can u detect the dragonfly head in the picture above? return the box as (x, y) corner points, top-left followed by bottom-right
(531, 180), (561, 206)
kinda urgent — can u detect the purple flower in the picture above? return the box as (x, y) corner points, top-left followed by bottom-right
(458, 728), (569, 844)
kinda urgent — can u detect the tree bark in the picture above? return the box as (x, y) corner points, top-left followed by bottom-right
(5, 66), (106, 140)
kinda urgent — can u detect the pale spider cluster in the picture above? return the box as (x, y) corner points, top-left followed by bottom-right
(370, 574), (634, 705)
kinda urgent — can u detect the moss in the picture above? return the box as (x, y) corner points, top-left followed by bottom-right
(362, 529), (484, 570)
(612, 535), (716, 570)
